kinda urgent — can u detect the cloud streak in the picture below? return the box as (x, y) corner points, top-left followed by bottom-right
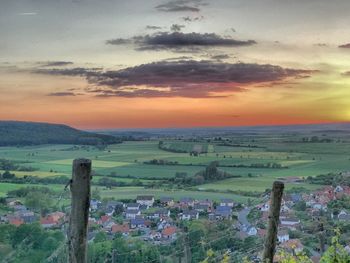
(106, 32), (257, 51)
(339, 43), (350, 48)
(47, 92), (77, 97)
(156, 0), (206, 12)
(40, 61), (74, 67)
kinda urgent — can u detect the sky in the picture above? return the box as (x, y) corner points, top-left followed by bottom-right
(1, 0), (350, 129)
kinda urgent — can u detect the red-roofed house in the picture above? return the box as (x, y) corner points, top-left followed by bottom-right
(9, 217), (24, 226)
(40, 216), (56, 228)
(162, 226), (177, 240)
(111, 224), (130, 235)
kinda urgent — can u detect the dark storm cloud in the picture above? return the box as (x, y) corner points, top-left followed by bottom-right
(339, 43), (350, 48)
(156, 0), (207, 12)
(34, 60), (314, 98)
(106, 32), (257, 51)
(47, 92), (77, 96)
(34, 60), (315, 98)
(40, 61), (74, 67)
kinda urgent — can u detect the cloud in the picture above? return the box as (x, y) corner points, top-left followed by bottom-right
(34, 60), (315, 98)
(182, 15), (204, 22)
(106, 32), (257, 52)
(339, 43), (350, 48)
(171, 24), (185, 32)
(105, 38), (132, 45)
(163, 56), (193, 61)
(341, 71), (350, 76)
(40, 61), (74, 67)
(156, 0), (206, 12)
(210, 54), (231, 60)
(47, 92), (77, 97)
(33, 67), (102, 77)
(146, 25), (163, 30)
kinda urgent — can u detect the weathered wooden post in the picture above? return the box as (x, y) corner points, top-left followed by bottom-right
(263, 181), (284, 263)
(68, 158), (91, 263)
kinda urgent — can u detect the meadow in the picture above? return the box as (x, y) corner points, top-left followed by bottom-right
(1, 132), (349, 201)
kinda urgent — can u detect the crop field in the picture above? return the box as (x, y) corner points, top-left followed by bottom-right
(99, 186), (253, 204)
(0, 183), (64, 197)
(1, 132), (349, 199)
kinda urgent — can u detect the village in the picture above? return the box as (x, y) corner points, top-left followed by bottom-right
(2, 183), (350, 262)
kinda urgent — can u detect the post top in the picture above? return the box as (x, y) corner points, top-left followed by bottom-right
(273, 181), (284, 188)
(73, 158), (91, 164)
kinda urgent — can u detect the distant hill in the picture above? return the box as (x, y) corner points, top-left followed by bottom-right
(0, 121), (120, 146)
(96, 122), (350, 138)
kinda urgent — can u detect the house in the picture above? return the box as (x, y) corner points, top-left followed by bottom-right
(103, 221), (115, 231)
(338, 210), (350, 221)
(277, 229), (290, 243)
(90, 199), (102, 211)
(198, 199), (213, 207)
(40, 216), (57, 228)
(107, 201), (124, 209)
(290, 193), (302, 203)
(100, 215), (111, 224)
(160, 197), (174, 207)
(312, 203), (327, 211)
(14, 210), (36, 223)
(49, 211), (65, 222)
(149, 231), (162, 241)
(40, 212), (65, 228)
(181, 210), (199, 220)
(162, 226), (177, 240)
(157, 219), (172, 231)
(130, 218), (148, 229)
(280, 239), (303, 254)
(180, 198), (195, 207)
(194, 203), (210, 212)
(280, 204), (291, 213)
(259, 203), (270, 212)
(125, 209), (141, 219)
(126, 203), (141, 210)
(280, 218), (300, 227)
(13, 205), (27, 211)
(220, 199), (234, 207)
(9, 217), (24, 226)
(136, 195), (154, 207)
(247, 227), (257, 236)
(105, 206), (115, 216)
(111, 224), (130, 236)
(214, 206), (232, 220)
(147, 209), (170, 219)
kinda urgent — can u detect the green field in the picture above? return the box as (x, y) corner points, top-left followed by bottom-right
(1, 134), (349, 199)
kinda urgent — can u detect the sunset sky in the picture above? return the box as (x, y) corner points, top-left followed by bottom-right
(1, 0), (350, 129)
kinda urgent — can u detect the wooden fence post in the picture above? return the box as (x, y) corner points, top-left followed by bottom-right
(263, 181), (284, 263)
(68, 158), (91, 263)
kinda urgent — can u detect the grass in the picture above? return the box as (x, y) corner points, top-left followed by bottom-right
(1, 134), (349, 200)
(0, 183), (64, 197)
